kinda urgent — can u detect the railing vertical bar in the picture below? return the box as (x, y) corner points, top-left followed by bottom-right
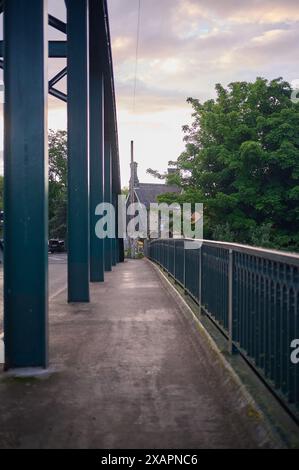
(199, 245), (202, 314)
(228, 249), (234, 354)
(183, 241), (186, 293)
(295, 290), (299, 408)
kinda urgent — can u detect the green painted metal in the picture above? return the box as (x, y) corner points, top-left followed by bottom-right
(114, 193), (120, 264)
(48, 41), (66, 58)
(0, 41), (67, 59)
(49, 14), (67, 34)
(67, 0), (90, 302)
(48, 41), (67, 58)
(112, 239), (117, 266)
(3, 0), (48, 369)
(104, 141), (112, 272)
(148, 239), (299, 416)
(89, 0), (105, 283)
(111, 193), (117, 267)
(1, 0), (123, 370)
(119, 238), (125, 263)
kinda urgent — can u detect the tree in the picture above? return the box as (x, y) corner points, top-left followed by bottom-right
(48, 130), (67, 239)
(148, 77), (299, 251)
(122, 186), (129, 197)
(0, 131), (68, 240)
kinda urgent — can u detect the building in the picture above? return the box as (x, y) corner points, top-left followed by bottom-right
(126, 160), (180, 252)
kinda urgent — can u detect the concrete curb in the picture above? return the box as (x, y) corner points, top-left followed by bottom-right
(148, 259), (285, 449)
(3, 367), (56, 379)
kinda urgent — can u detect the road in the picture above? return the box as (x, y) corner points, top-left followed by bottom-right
(0, 253), (67, 334)
(48, 253), (68, 300)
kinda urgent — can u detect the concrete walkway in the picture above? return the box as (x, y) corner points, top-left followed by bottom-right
(0, 259), (274, 449)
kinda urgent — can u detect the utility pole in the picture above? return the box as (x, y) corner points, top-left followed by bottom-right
(130, 140), (136, 259)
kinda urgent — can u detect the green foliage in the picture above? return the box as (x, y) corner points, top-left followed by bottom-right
(155, 77), (299, 251)
(212, 222), (234, 243)
(0, 133), (67, 239)
(122, 187), (129, 197)
(48, 130), (67, 239)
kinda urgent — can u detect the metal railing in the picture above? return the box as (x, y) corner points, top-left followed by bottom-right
(147, 238), (299, 416)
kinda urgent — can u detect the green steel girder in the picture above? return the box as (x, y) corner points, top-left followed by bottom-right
(48, 14), (67, 34)
(1, 0), (123, 370)
(49, 67), (67, 103)
(104, 141), (113, 272)
(66, 0), (90, 302)
(89, 0), (105, 282)
(0, 57), (67, 103)
(49, 66), (67, 88)
(4, 0), (49, 369)
(0, 40), (66, 58)
(0, 5), (121, 192)
(0, 5), (67, 34)
(49, 87), (67, 103)
(0, 2), (122, 227)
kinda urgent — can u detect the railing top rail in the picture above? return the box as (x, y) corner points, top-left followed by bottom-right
(148, 238), (299, 266)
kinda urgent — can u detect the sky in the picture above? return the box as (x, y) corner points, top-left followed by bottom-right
(1, 0), (299, 186)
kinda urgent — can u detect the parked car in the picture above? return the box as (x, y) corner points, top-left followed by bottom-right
(48, 239), (65, 253)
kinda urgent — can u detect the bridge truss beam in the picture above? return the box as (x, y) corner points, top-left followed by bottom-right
(1, 0), (123, 370)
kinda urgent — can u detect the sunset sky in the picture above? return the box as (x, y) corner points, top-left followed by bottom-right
(1, 0), (299, 186)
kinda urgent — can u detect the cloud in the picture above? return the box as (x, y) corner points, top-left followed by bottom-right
(108, 0), (299, 114)
(1, 0), (298, 184)
(181, 0), (299, 24)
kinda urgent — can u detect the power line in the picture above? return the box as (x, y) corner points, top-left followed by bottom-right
(133, 0), (141, 114)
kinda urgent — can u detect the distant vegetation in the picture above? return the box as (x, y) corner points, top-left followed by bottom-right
(122, 186), (129, 197)
(48, 129), (67, 240)
(148, 77), (299, 252)
(0, 133), (67, 240)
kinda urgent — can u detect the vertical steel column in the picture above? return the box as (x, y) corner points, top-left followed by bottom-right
(67, 0), (90, 302)
(89, 0), (104, 282)
(111, 193), (117, 266)
(114, 192), (120, 264)
(104, 141), (112, 271)
(4, 0), (48, 369)
(117, 191), (125, 262)
(119, 238), (125, 263)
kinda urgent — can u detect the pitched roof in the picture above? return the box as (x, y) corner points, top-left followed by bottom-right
(134, 183), (180, 209)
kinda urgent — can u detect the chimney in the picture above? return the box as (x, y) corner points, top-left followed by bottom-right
(129, 140), (139, 188)
(130, 162), (139, 188)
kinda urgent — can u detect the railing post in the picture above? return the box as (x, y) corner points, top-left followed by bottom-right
(183, 240), (187, 294)
(228, 248), (234, 354)
(199, 245), (203, 315)
(174, 240), (177, 284)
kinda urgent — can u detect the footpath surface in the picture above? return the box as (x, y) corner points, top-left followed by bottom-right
(0, 259), (274, 448)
